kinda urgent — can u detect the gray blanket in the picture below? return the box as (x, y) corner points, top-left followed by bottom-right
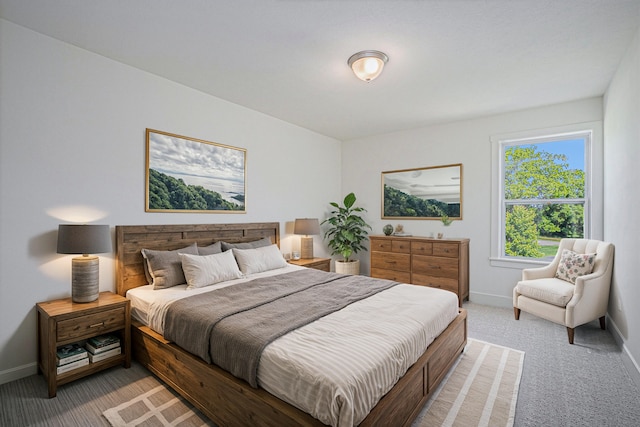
(164, 269), (398, 387)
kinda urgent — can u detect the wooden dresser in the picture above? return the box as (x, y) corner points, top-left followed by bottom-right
(370, 235), (469, 306)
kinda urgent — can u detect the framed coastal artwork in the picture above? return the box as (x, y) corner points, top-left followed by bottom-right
(145, 129), (247, 213)
(382, 163), (462, 220)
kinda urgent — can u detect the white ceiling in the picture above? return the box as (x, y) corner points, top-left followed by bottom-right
(1, 0), (639, 141)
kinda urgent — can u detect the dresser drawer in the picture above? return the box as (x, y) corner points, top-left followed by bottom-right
(391, 239), (411, 253)
(411, 241), (433, 255)
(371, 252), (410, 271)
(371, 268), (411, 283)
(412, 273), (458, 293)
(57, 306), (126, 341)
(369, 235), (469, 306)
(412, 255), (458, 279)
(433, 242), (459, 258)
(370, 238), (391, 252)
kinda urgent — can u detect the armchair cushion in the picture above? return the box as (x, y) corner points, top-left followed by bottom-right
(515, 277), (575, 307)
(555, 249), (596, 284)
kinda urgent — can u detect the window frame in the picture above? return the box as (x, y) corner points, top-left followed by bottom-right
(490, 122), (603, 269)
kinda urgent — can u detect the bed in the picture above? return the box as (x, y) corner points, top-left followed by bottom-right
(115, 222), (467, 427)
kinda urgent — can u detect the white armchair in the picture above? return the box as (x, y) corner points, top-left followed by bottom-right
(513, 238), (614, 344)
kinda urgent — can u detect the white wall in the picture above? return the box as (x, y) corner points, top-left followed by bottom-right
(603, 26), (640, 383)
(0, 20), (341, 383)
(2, 15), (638, 386)
(342, 98), (603, 307)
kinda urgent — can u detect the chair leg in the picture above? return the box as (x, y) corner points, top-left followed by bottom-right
(514, 307), (520, 320)
(567, 327), (575, 344)
(599, 316), (606, 330)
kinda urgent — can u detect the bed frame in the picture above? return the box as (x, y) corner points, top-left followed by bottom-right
(115, 222), (467, 427)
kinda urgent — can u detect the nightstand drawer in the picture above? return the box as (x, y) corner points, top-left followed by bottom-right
(57, 307), (125, 341)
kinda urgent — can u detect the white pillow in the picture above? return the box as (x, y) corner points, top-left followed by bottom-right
(232, 244), (287, 275)
(179, 250), (243, 289)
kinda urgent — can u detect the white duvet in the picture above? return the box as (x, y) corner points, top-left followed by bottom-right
(127, 265), (459, 427)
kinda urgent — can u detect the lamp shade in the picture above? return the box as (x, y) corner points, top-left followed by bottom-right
(294, 218), (320, 236)
(57, 224), (112, 255)
(348, 50), (389, 82)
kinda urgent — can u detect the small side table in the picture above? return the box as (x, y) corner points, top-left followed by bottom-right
(288, 257), (331, 272)
(36, 291), (131, 397)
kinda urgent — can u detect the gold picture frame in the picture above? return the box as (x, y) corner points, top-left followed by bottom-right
(382, 163), (462, 220)
(145, 129), (246, 213)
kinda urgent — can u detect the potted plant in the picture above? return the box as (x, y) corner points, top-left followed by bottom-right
(322, 192), (371, 275)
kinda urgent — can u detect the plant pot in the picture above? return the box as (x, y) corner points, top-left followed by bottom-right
(335, 259), (360, 275)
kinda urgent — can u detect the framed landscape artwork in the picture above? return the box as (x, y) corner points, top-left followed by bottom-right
(382, 163), (462, 220)
(145, 129), (246, 213)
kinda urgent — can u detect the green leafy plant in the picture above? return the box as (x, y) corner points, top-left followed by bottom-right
(441, 215), (453, 226)
(322, 192), (371, 262)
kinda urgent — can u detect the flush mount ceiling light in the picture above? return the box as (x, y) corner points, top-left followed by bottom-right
(348, 50), (389, 82)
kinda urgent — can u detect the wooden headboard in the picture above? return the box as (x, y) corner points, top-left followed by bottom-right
(115, 222), (280, 296)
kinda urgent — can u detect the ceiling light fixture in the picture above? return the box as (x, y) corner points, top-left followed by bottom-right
(348, 50), (389, 83)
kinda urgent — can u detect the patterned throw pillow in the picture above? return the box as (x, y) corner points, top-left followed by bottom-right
(555, 249), (596, 284)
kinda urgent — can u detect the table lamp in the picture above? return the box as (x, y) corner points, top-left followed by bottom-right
(57, 224), (112, 303)
(294, 218), (320, 259)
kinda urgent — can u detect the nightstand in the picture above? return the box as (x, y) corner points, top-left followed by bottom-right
(36, 291), (131, 398)
(288, 257), (331, 272)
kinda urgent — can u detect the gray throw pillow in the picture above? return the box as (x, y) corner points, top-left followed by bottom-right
(221, 237), (272, 251)
(198, 241), (222, 255)
(141, 243), (198, 289)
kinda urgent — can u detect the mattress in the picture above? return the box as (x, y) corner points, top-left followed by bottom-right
(127, 265), (459, 426)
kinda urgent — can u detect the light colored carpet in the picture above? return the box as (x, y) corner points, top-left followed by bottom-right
(4, 303), (639, 426)
(414, 339), (524, 427)
(103, 385), (214, 427)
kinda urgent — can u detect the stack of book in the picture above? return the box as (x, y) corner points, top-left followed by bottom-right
(85, 334), (121, 363)
(56, 343), (89, 374)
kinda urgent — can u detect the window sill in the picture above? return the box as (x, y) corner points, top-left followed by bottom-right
(489, 257), (550, 270)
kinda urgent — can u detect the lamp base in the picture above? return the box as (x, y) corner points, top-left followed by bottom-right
(300, 236), (314, 259)
(71, 256), (99, 303)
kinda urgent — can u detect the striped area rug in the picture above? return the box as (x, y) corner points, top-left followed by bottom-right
(103, 385), (215, 427)
(415, 338), (525, 427)
(103, 339), (523, 427)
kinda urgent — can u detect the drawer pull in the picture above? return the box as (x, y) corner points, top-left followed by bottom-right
(430, 265), (441, 269)
(387, 261), (396, 264)
(89, 322), (105, 328)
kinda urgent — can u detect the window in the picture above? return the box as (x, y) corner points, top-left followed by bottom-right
(491, 123), (601, 267)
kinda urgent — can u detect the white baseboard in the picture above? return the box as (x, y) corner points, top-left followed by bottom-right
(0, 362), (37, 386)
(607, 316), (640, 390)
(468, 291), (512, 308)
